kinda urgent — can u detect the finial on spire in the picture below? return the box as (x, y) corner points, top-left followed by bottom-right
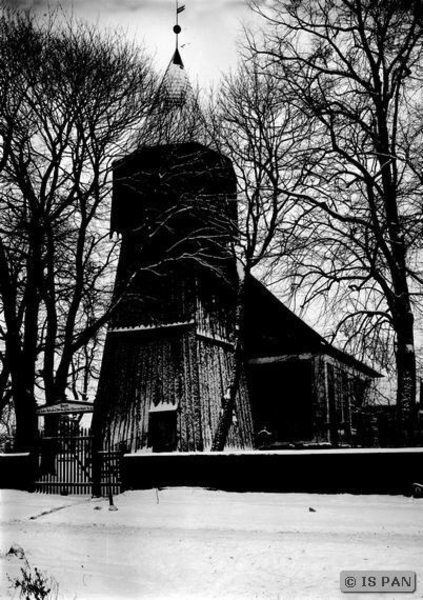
(174, 1), (185, 49)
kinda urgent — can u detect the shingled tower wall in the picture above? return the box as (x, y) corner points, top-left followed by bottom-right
(92, 51), (254, 453)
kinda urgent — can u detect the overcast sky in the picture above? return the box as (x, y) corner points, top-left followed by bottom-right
(9, 0), (259, 87)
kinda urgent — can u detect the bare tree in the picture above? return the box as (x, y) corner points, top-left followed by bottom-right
(245, 0), (423, 443)
(208, 60), (305, 450)
(0, 8), (155, 449)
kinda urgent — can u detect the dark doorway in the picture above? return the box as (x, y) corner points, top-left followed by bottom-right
(249, 360), (314, 442)
(149, 411), (177, 452)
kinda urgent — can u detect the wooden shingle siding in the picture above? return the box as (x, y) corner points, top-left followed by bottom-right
(195, 337), (254, 450)
(196, 338), (227, 449)
(120, 332), (185, 451)
(94, 315), (254, 453)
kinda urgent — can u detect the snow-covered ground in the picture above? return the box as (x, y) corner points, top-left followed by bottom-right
(0, 487), (422, 599)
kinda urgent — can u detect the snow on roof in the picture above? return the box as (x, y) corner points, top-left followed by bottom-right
(149, 401), (179, 413)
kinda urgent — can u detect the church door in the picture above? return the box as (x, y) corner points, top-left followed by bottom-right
(149, 411), (177, 452)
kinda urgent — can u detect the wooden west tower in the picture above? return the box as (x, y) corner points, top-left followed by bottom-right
(93, 45), (254, 453)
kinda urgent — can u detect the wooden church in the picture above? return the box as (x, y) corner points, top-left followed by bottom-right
(92, 46), (255, 453)
(93, 38), (381, 454)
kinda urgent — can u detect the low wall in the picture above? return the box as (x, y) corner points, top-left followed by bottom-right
(123, 448), (423, 495)
(0, 453), (35, 491)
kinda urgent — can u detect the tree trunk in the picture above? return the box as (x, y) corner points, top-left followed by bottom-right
(18, 222), (43, 446)
(0, 237), (38, 451)
(211, 259), (246, 452)
(14, 373), (38, 452)
(387, 218), (417, 446)
(394, 311), (417, 446)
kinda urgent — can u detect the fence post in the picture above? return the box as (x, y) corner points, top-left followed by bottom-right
(107, 454), (118, 511)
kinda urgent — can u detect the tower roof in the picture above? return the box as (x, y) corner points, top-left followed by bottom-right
(160, 49), (189, 105)
(142, 48), (206, 146)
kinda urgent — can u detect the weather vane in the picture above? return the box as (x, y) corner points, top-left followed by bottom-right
(174, 1), (185, 49)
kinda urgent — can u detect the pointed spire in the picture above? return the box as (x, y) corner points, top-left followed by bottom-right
(141, 47), (206, 146)
(138, 2), (208, 146)
(159, 49), (192, 108)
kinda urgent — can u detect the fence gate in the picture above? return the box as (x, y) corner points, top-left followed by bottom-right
(35, 425), (122, 496)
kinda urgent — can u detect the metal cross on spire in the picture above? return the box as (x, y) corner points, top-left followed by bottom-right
(174, 1), (185, 50)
